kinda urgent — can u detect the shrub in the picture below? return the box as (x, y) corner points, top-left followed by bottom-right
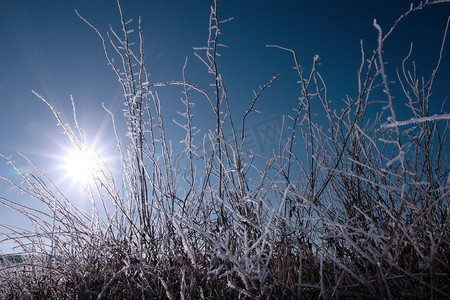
(1, 0), (449, 299)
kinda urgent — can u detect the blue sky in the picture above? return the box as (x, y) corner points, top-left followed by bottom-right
(0, 0), (449, 252)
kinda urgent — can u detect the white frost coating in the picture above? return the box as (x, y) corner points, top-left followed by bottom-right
(386, 150), (405, 168)
(381, 114), (450, 128)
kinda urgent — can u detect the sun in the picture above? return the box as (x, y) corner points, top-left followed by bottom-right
(64, 146), (102, 184)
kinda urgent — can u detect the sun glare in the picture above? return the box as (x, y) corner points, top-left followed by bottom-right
(64, 146), (102, 184)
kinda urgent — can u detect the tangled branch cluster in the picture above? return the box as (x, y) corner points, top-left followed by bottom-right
(1, 0), (449, 299)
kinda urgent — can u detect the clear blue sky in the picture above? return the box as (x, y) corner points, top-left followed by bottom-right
(1, 0), (449, 252)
